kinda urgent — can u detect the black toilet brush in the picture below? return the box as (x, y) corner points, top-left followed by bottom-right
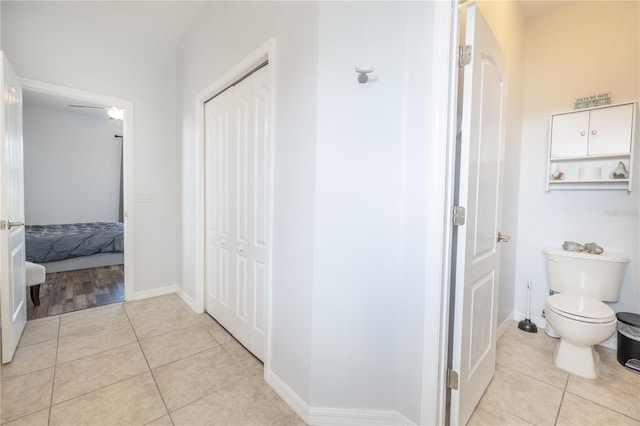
(518, 278), (538, 333)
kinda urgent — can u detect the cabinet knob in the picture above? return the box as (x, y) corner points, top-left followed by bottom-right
(580, 131), (586, 136)
(591, 130), (598, 135)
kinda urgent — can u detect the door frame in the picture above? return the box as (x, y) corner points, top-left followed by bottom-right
(194, 38), (276, 366)
(19, 78), (135, 301)
(419, 1), (462, 425)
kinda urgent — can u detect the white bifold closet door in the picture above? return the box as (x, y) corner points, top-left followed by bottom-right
(204, 65), (270, 361)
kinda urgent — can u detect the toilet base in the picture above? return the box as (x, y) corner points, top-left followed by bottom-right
(553, 339), (601, 379)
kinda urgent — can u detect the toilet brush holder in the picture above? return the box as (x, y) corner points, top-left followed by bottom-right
(518, 278), (538, 333)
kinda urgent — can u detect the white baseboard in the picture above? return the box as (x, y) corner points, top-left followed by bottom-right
(266, 369), (415, 425)
(308, 407), (415, 426)
(133, 285), (176, 301)
(265, 370), (310, 422)
(176, 287), (203, 313)
(132, 286), (204, 315)
(497, 316), (513, 339)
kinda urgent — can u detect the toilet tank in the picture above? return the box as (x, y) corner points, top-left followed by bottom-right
(543, 247), (629, 302)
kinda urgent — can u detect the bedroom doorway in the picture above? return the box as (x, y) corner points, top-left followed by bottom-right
(19, 80), (134, 319)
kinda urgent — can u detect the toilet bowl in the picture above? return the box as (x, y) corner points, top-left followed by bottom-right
(543, 247), (628, 379)
(545, 293), (616, 378)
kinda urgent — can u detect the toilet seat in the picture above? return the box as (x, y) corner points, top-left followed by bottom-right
(546, 293), (615, 324)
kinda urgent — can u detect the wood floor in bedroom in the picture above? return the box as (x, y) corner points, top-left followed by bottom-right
(27, 265), (124, 320)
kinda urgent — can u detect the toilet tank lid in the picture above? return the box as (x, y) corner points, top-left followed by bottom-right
(543, 247), (629, 263)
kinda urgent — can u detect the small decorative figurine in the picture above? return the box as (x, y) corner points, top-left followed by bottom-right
(610, 162), (629, 179)
(562, 241), (603, 255)
(551, 170), (564, 180)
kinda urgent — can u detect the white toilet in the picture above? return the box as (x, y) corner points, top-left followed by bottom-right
(543, 247), (629, 379)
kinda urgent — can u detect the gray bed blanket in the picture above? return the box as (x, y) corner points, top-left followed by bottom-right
(25, 222), (124, 263)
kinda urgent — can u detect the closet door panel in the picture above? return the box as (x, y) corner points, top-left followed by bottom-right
(205, 64), (270, 361)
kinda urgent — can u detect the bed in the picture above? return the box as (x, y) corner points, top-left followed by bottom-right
(25, 222), (124, 273)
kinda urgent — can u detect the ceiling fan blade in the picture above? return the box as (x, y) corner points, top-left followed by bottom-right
(68, 105), (107, 109)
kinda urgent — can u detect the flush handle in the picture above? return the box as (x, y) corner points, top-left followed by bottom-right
(497, 232), (510, 243)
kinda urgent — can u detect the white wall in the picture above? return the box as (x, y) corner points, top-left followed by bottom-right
(311, 2), (433, 420)
(23, 105), (122, 225)
(177, 0), (320, 405)
(177, 1), (439, 423)
(516, 1), (640, 328)
(2, 1), (179, 294)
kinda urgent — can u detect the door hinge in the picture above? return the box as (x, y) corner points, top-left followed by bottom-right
(446, 368), (459, 390)
(459, 45), (472, 67)
(452, 206), (466, 226)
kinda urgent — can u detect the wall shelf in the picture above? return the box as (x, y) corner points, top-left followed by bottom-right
(546, 102), (637, 192)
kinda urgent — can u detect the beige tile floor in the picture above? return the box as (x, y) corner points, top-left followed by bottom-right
(0, 294), (304, 426)
(469, 322), (640, 425)
(4, 297), (639, 426)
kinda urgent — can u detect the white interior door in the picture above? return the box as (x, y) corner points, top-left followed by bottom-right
(205, 65), (270, 361)
(0, 52), (27, 364)
(450, 5), (507, 425)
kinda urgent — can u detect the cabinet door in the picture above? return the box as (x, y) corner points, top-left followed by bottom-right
(587, 104), (634, 155)
(550, 110), (589, 157)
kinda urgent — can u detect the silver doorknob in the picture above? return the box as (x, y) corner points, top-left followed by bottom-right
(591, 130), (598, 135)
(8, 221), (24, 229)
(580, 131), (586, 136)
(497, 232), (510, 243)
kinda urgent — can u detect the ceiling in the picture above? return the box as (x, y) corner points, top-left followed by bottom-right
(21, 0), (576, 120)
(519, 1), (574, 21)
(23, 89), (115, 120)
(51, 1), (211, 46)
(25, 2), (573, 47)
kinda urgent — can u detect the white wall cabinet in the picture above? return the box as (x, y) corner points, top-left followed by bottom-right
(546, 102), (636, 191)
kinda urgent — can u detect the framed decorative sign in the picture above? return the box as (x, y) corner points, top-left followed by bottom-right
(575, 92), (611, 109)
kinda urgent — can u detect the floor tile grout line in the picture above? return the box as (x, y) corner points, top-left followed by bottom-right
(47, 370), (150, 409)
(131, 310), (256, 419)
(135, 320), (216, 344)
(47, 315), (62, 426)
(495, 358), (568, 391)
(1, 362), (56, 383)
(57, 317), (131, 340)
(55, 337), (138, 367)
(145, 342), (222, 371)
(552, 370), (570, 425)
(564, 389), (640, 422)
(54, 301), (124, 321)
(125, 303), (174, 423)
(8, 296), (297, 426)
(0, 336), (59, 425)
(162, 373), (254, 417)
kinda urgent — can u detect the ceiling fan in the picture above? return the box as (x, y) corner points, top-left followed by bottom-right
(68, 104), (124, 120)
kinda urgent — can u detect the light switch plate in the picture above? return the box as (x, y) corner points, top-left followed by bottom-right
(137, 192), (156, 203)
